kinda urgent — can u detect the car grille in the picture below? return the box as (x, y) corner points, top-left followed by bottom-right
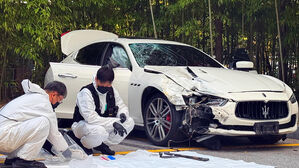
(235, 101), (288, 120)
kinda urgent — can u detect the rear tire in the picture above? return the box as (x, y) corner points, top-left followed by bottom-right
(143, 93), (185, 146)
(248, 135), (284, 144)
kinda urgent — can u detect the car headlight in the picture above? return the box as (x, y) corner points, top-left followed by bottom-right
(184, 95), (228, 106)
(290, 93), (297, 104)
(205, 97), (228, 106)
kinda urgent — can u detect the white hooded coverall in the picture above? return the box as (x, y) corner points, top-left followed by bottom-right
(0, 80), (68, 160)
(71, 81), (135, 149)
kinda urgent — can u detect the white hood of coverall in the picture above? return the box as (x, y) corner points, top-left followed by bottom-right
(0, 80), (68, 153)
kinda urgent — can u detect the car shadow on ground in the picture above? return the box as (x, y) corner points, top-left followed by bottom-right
(126, 129), (288, 151)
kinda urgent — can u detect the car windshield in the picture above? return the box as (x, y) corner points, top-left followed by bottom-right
(129, 43), (223, 68)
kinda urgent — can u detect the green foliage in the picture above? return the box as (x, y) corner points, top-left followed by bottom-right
(0, 0), (298, 100)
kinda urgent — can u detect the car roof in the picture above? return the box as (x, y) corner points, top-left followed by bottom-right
(116, 38), (190, 46)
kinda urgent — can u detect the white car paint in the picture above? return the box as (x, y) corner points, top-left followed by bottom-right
(61, 30), (118, 55)
(45, 30), (298, 137)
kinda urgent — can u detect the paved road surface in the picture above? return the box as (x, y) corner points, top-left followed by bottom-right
(1, 129), (298, 168)
(110, 130), (299, 168)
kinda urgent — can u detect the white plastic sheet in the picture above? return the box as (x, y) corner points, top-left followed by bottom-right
(66, 150), (274, 168)
(38, 131), (87, 168)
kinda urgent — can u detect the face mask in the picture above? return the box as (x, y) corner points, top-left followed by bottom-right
(52, 102), (60, 110)
(97, 86), (109, 94)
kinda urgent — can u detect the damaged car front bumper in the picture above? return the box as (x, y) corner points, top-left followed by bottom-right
(180, 94), (298, 137)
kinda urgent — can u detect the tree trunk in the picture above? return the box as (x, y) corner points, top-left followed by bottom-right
(261, 32), (265, 74)
(208, 0), (213, 56)
(271, 35), (276, 75)
(215, 18), (223, 63)
(202, 11), (207, 52)
(248, 17), (254, 63)
(181, 9), (185, 42)
(230, 30), (234, 54)
(226, 23), (230, 63)
(0, 51), (7, 101)
(275, 0), (285, 81)
(256, 34), (260, 73)
(149, 0), (157, 38)
(265, 51), (272, 76)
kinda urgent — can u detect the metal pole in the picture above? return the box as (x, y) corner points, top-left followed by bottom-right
(208, 0), (213, 56)
(275, 0), (285, 82)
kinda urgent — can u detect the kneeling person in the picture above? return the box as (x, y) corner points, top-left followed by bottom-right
(0, 80), (84, 168)
(69, 67), (135, 155)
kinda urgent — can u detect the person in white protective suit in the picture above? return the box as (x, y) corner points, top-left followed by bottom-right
(68, 66), (135, 155)
(0, 80), (86, 168)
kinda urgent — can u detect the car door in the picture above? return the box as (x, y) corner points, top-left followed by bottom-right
(101, 43), (132, 106)
(45, 42), (108, 119)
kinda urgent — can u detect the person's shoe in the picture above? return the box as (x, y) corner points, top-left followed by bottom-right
(66, 130), (93, 155)
(93, 143), (115, 155)
(4, 157), (17, 165)
(42, 140), (55, 156)
(11, 158), (46, 168)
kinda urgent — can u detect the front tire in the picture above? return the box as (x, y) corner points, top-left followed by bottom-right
(248, 135), (284, 144)
(143, 93), (183, 146)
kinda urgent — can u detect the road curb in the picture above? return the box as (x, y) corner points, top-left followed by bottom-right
(287, 127), (299, 139)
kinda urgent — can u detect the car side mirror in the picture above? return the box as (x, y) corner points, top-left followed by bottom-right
(235, 61), (254, 71)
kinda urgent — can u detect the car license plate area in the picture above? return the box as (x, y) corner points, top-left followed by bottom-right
(253, 122), (279, 135)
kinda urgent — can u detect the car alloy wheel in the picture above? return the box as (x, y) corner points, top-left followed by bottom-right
(145, 97), (172, 142)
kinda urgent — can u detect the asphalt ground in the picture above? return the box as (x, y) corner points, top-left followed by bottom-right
(109, 130), (299, 168)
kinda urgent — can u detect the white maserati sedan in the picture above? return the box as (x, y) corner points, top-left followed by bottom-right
(45, 30), (298, 146)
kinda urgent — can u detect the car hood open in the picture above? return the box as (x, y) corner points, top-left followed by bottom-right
(144, 66), (285, 96)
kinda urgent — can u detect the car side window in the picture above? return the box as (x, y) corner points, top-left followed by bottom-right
(103, 44), (132, 69)
(76, 42), (107, 65)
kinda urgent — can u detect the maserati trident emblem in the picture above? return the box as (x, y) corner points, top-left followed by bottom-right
(262, 104), (269, 119)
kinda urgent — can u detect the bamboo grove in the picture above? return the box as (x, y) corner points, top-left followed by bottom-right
(0, 0), (298, 101)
